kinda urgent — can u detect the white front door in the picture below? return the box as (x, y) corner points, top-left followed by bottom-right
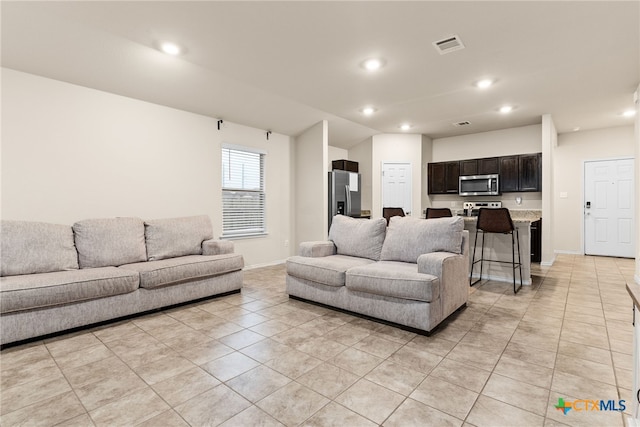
(382, 162), (412, 216)
(584, 158), (635, 257)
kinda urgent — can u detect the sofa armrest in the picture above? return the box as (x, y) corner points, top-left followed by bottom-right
(417, 252), (458, 277)
(202, 239), (234, 255)
(299, 241), (336, 257)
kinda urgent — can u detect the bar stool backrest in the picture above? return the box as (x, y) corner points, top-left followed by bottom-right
(426, 208), (453, 219)
(382, 207), (405, 225)
(476, 208), (515, 234)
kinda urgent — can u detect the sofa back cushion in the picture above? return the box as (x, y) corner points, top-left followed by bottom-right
(1, 220), (79, 276)
(73, 217), (147, 268)
(380, 216), (464, 263)
(328, 215), (387, 261)
(145, 215), (213, 261)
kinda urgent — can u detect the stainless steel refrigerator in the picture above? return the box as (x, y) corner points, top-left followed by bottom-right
(328, 170), (361, 228)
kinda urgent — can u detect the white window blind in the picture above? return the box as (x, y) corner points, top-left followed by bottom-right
(222, 145), (266, 238)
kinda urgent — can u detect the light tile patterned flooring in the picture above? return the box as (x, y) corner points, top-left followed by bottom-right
(0, 254), (636, 426)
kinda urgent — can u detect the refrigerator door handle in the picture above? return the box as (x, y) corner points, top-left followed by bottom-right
(345, 185), (351, 215)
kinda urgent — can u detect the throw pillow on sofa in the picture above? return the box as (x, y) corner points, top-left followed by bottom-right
(73, 217), (147, 268)
(328, 215), (387, 261)
(1, 220), (79, 276)
(380, 216), (464, 263)
(145, 215), (214, 261)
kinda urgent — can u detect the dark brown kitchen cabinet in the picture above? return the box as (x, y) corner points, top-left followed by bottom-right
(518, 153), (541, 192)
(444, 162), (460, 193)
(478, 157), (499, 174)
(500, 153), (542, 192)
(428, 162), (446, 194)
(460, 159), (478, 176)
(428, 161), (460, 194)
(500, 156), (519, 192)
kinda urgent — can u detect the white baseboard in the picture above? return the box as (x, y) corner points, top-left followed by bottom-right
(554, 249), (583, 255)
(243, 260), (286, 270)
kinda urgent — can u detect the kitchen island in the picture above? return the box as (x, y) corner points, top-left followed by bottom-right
(463, 210), (541, 286)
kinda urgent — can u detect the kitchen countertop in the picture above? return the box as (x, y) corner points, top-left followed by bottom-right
(460, 209), (542, 223)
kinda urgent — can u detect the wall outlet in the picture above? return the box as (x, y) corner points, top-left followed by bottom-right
(284, 240), (289, 247)
(559, 192), (568, 199)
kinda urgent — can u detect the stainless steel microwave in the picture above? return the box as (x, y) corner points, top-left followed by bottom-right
(459, 174), (500, 196)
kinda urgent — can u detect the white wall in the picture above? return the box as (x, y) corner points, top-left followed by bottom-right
(293, 121), (328, 247)
(554, 125), (635, 254)
(371, 134), (422, 218)
(421, 134), (433, 215)
(432, 124), (542, 161)
(1, 68), (293, 267)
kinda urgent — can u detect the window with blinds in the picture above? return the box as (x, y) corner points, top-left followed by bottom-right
(221, 145), (266, 238)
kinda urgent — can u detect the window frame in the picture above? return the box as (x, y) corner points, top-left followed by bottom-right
(221, 143), (267, 239)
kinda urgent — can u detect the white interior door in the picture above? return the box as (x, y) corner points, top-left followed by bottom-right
(382, 162), (412, 216)
(584, 158), (635, 257)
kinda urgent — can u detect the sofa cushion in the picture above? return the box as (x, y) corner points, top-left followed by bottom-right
(346, 261), (440, 302)
(119, 254), (244, 289)
(328, 215), (387, 261)
(380, 216), (464, 263)
(0, 267), (139, 314)
(1, 220), (79, 276)
(145, 216), (214, 261)
(286, 255), (375, 287)
(73, 218), (147, 268)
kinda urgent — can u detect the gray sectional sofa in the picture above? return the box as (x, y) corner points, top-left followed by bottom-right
(0, 215), (243, 346)
(286, 215), (469, 334)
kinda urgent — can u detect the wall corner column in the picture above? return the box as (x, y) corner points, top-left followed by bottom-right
(541, 114), (557, 266)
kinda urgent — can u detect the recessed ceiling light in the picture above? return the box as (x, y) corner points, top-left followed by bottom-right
(622, 109), (636, 117)
(499, 105), (513, 114)
(160, 42), (181, 56)
(361, 107), (376, 116)
(573, 127), (581, 132)
(475, 79), (493, 89)
(362, 58), (384, 71)
(399, 123), (412, 131)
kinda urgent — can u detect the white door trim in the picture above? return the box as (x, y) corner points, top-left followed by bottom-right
(582, 156), (635, 257)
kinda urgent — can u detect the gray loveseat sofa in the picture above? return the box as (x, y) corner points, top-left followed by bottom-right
(286, 215), (469, 334)
(0, 215), (243, 346)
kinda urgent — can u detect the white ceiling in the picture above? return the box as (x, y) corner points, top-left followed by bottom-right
(2, 1), (638, 148)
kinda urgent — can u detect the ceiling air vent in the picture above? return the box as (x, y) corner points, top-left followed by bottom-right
(453, 121), (471, 127)
(433, 35), (465, 55)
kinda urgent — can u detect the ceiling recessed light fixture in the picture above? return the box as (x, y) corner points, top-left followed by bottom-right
(499, 105), (514, 114)
(622, 109), (636, 117)
(160, 42), (181, 56)
(573, 127), (581, 132)
(399, 123), (412, 131)
(475, 79), (493, 89)
(361, 107), (376, 116)
(362, 58), (384, 71)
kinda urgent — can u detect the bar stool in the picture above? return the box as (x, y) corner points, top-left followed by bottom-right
(382, 207), (405, 225)
(425, 208), (452, 219)
(470, 208), (523, 293)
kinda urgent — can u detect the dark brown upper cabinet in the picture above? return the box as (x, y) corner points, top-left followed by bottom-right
(500, 153), (541, 193)
(428, 153), (541, 195)
(499, 156), (519, 192)
(478, 157), (499, 174)
(518, 153), (542, 192)
(428, 161), (460, 194)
